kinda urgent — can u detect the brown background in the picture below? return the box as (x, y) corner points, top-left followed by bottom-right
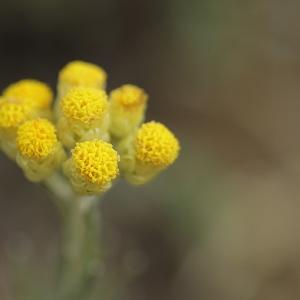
(1, 0), (300, 299)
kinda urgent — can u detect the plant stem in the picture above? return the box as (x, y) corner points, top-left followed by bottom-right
(44, 172), (102, 300)
(58, 196), (101, 300)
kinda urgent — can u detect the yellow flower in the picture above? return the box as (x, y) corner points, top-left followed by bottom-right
(0, 101), (30, 130)
(135, 121), (179, 168)
(109, 84), (148, 138)
(16, 119), (66, 182)
(3, 79), (53, 109)
(119, 121), (180, 185)
(0, 101), (32, 159)
(64, 140), (119, 195)
(62, 87), (108, 125)
(111, 84), (147, 109)
(0, 60), (181, 194)
(17, 118), (58, 160)
(57, 60), (107, 98)
(57, 87), (110, 148)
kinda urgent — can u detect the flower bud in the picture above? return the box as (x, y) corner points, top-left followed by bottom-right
(57, 87), (110, 149)
(109, 84), (147, 139)
(57, 60), (107, 99)
(120, 121), (180, 185)
(3, 79), (53, 110)
(16, 119), (66, 182)
(0, 100), (32, 159)
(63, 140), (119, 195)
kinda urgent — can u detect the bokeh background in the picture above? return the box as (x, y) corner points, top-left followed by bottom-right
(1, 0), (300, 299)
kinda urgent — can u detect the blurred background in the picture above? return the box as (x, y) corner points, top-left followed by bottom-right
(1, 0), (300, 299)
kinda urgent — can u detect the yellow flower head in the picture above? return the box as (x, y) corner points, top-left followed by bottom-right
(110, 84), (148, 110)
(61, 87), (108, 125)
(72, 140), (119, 187)
(135, 121), (180, 168)
(0, 101), (30, 129)
(109, 84), (148, 138)
(17, 119), (58, 160)
(59, 60), (107, 89)
(3, 79), (53, 109)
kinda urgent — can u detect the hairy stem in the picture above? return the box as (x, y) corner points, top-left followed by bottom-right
(58, 197), (101, 300)
(44, 172), (101, 300)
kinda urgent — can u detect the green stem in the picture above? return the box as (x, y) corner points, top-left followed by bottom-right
(58, 197), (101, 300)
(44, 172), (102, 300)
(43, 173), (73, 216)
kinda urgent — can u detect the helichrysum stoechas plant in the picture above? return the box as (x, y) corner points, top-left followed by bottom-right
(118, 121), (180, 185)
(3, 79), (54, 120)
(57, 87), (110, 148)
(0, 60), (180, 300)
(16, 118), (66, 182)
(57, 60), (107, 99)
(63, 140), (119, 195)
(0, 100), (32, 159)
(109, 84), (148, 138)
(3, 79), (53, 110)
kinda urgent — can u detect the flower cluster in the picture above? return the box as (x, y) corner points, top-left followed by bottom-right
(0, 60), (180, 195)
